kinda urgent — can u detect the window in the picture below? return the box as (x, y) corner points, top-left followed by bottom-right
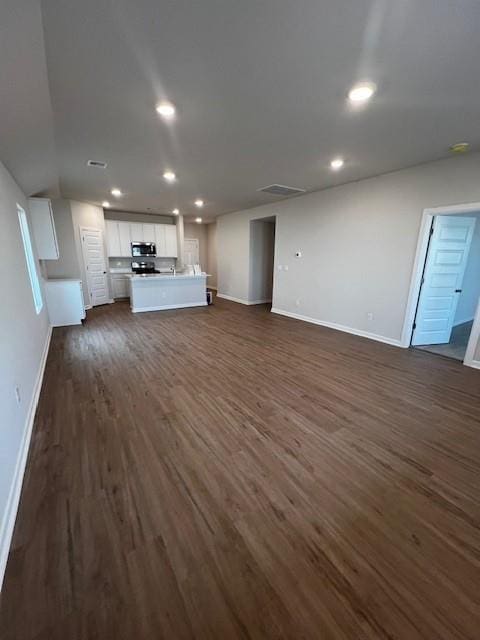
(18, 204), (43, 314)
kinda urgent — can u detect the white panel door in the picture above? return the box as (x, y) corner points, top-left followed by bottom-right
(130, 223), (144, 242)
(164, 225), (178, 257)
(80, 227), (110, 306)
(106, 220), (120, 257)
(118, 222), (132, 257)
(412, 216), (476, 345)
(184, 238), (199, 266)
(142, 224), (156, 243)
(155, 224), (167, 256)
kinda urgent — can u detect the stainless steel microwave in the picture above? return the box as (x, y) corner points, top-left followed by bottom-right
(131, 242), (156, 257)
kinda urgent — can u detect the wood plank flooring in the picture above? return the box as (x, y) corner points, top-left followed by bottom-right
(1, 299), (480, 639)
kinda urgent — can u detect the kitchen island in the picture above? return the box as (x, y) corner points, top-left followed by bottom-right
(129, 273), (208, 313)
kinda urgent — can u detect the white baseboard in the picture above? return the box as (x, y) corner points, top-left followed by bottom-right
(270, 307), (405, 348)
(216, 293), (250, 305)
(217, 293), (271, 306)
(465, 359), (480, 370)
(453, 317), (474, 327)
(131, 302), (207, 313)
(0, 324), (52, 591)
(84, 304), (92, 310)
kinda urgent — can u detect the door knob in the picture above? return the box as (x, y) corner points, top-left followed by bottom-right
(455, 289), (462, 293)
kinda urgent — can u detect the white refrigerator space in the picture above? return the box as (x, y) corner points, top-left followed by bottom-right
(44, 279), (86, 327)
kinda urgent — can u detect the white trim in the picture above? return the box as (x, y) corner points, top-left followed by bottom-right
(217, 293), (271, 305)
(271, 308), (404, 348)
(131, 302), (207, 313)
(464, 297), (480, 368)
(401, 201), (480, 369)
(453, 316), (475, 327)
(84, 304), (92, 310)
(217, 293), (250, 305)
(466, 360), (480, 370)
(0, 325), (52, 591)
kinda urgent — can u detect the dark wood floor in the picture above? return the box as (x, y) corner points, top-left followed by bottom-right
(1, 299), (480, 639)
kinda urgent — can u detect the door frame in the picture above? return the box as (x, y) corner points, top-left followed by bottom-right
(401, 201), (480, 369)
(79, 226), (112, 308)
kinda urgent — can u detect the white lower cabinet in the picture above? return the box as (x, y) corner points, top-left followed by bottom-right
(110, 274), (131, 299)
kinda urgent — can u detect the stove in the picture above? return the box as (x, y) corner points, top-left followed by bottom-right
(131, 261), (160, 274)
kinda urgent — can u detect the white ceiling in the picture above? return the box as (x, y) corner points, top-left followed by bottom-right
(3, 1), (480, 220)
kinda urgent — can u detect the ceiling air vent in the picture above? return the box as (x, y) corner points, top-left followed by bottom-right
(87, 160), (107, 169)
(258, 184), (306, 197)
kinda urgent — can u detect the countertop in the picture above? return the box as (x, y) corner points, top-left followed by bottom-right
(131, 273), (209, 281)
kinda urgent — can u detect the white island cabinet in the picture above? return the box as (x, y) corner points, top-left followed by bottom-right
(130, 274), (208, 313)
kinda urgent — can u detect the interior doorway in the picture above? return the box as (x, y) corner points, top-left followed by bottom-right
(80, 226), (110, 307)
(408, 210), (480, 362)
(184, 238), (200, 267)
(249, 217), (276, 305)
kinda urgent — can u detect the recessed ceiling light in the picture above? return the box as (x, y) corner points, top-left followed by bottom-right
(348, 82), (376, 104)
(172, 208), (179, 215)
(195, 199), (204, 208)
(102, 201), (110, 208)
(330, 157), (344, 170)
(449, 142), (470, 153)
(111, 188), (122, 197)
(156, 102), (176, 118)
(163, 171), (176, 182)
(195, 217), (202, 223)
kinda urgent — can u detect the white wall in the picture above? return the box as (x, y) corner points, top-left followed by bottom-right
(454, 213), (480, 326)
(218, 153), (480, 357)
(70, 200), (111, 304)
(249, 220), (275, 302)
(0, 160), (51, 587)
(184, 223), (208, 270)
(206, 222), (218, 288)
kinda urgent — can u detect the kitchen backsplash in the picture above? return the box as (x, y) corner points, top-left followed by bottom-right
(109, 257), (176, 270)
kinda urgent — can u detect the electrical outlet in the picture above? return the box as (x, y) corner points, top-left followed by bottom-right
(367, 312), (374, 321)
(14, 386), (21, 404)
(295, 299), (301, 307)
(284, 265), (289, 271)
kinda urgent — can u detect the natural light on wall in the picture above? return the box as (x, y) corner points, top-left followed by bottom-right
(17, 204), (43, 314)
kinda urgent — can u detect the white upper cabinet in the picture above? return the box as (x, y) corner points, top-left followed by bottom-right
(142, 224), (156, 243)
(154, 224), (166, 256)
(106, 221), (132, 257)
(130, 223), (144, 242)
(164, 225), (178, 257)
(29, 198), (59, 260)
(106, 220), (121, 257)
(118, 222), (131, 256)
(105, 219), (177, 258)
